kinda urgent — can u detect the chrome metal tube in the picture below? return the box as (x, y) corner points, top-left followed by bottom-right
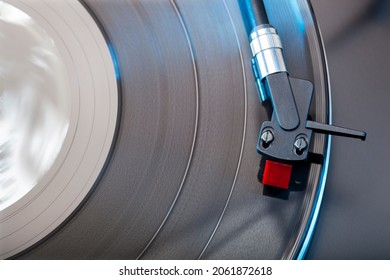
(250, 25), (288, 101)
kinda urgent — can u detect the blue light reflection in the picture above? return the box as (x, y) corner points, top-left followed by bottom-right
(108, 43), (120, 80)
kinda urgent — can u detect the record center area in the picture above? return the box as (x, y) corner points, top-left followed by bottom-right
(0, 0), (118, 259)
(0, 1), (71, 211)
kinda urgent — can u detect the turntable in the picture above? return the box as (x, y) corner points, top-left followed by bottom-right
(1, 0), (384, 260)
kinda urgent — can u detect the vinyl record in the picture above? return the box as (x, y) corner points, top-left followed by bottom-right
(1, 0), (330, 259)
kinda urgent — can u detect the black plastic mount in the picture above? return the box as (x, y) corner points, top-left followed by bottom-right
(257, 72), (366, 162)
(257, 74), (313, 161)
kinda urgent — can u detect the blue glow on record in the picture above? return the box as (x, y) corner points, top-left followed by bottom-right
(291, 0), (306, 33)
(108, 43), (120, 80)
(297, 135), (331, 259)
(297, 55), (333, 259)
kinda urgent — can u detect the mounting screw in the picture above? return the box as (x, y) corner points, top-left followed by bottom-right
(261, 129), (274, 148)
(294, 136), (308, 155)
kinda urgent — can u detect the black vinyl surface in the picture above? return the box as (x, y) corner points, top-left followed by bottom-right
(14, 0), (330, 259)
(308, 0), (390, 259)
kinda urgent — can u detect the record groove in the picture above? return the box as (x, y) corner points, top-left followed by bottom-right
(136, 0), (200, 259)
(197, 0), (248, 259)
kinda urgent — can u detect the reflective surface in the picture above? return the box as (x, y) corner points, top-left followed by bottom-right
(15, 0), (329, 260)
(0, 1), (70, 211)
